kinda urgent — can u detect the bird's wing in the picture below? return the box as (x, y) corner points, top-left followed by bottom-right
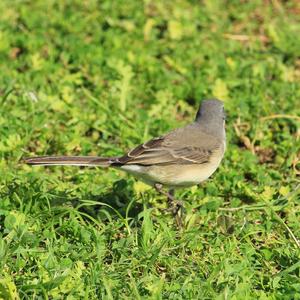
(112, 134), (221, 166)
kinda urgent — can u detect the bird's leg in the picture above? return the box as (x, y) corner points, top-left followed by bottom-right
(154, 183), (183, 226)
(167, 189), (183, 215)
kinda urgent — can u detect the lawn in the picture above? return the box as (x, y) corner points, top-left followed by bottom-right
(0, 0), (299, 299)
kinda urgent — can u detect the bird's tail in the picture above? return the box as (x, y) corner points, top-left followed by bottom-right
(24, 156), (116, 167)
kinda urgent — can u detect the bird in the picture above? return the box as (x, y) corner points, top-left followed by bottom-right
(24, 99), (226, 220)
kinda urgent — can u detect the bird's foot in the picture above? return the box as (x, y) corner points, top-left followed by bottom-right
(167, 199), (183, 214)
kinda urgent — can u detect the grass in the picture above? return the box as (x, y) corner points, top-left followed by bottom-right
(0, 0), (300, 299)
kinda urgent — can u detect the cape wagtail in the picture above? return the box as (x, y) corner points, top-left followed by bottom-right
(25, 99), (226, 214)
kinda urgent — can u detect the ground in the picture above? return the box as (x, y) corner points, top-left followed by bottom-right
(0, 0), (299, 299)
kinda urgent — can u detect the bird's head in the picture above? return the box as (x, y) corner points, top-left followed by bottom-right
(195, 99), (225, 122)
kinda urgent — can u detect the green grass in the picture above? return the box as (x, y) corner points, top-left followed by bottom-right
(0, 0), (300, 299)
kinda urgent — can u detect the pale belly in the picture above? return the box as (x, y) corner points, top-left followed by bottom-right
(120, 152), (223, 188)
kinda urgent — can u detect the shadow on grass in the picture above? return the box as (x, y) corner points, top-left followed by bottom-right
(44, 179), (144, 222)
(78, 180), (144, 221)
(3, 177), (144, 224)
